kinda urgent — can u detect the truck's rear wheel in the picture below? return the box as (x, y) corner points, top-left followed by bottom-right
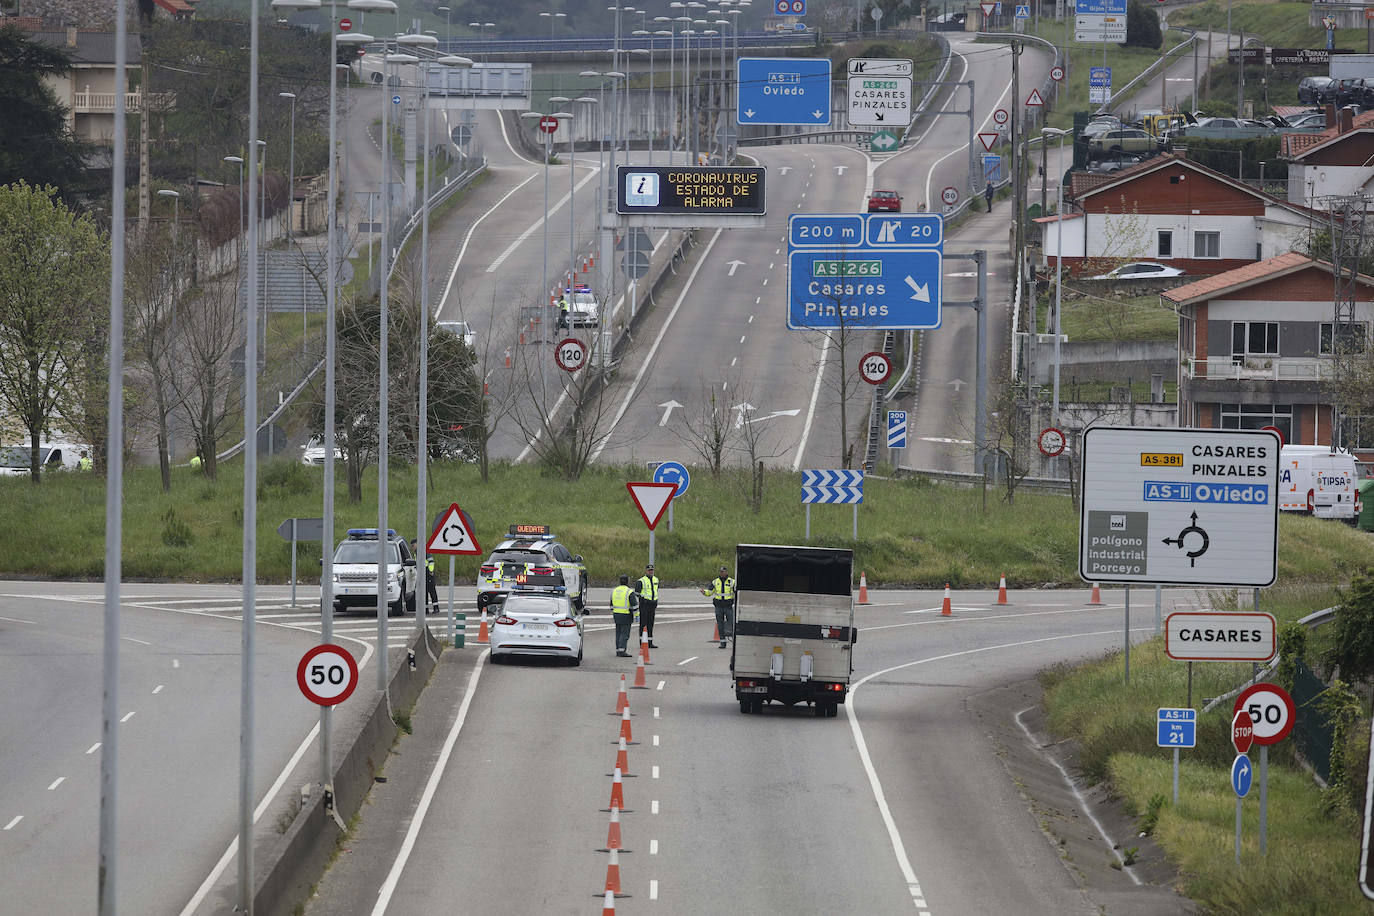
(813, 703), (826, 717)
(826, 702), (839, 717)
(739, 699), (751, 714)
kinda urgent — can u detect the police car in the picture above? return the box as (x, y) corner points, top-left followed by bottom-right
(476, 524), (588, 612)
(330, 528), (418, 617)
(489, 585), (584, 666)
(562, 284), (600, 328)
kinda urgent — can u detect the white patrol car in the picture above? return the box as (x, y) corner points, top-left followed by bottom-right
(489, 584), (585, 666)
(330, 528), (418, 617)
(477, 524), (589, 613)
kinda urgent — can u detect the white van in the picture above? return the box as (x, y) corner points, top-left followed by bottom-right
(1278, 445), (1360, 520)
(0, 442), (90, 477)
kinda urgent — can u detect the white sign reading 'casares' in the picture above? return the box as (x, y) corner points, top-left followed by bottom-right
(1165, 611), (1277, 662)
(847, 58), (913, 127)
(1078, 427), (1279, 587)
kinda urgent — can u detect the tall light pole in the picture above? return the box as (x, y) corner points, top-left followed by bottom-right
(572, 98), (594, 289)
(224, 154), (244, 265)
(541, 10), (566, 39)
(674, 15), (692, 152)
(726, 7), (741, 154)
(655, 17), (674, 152)
(436, 4), (451, 47)
(580, 69), (608, 298)
(157, 188), (179, 244)
(1042, 126), (1067, 430)
(279, 91), (297, 244)
(631, 44), (651, 161)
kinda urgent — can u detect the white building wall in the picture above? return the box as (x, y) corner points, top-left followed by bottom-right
(1081, 212), (1257, 260)
(1290, 163), (1374, 205)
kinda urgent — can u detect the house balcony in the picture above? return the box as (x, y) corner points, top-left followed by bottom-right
(1183, 356), (1334, 382)
(71, 89), (177, 114)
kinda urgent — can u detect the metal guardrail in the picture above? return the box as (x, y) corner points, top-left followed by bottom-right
(437, 31), (817, 56)
(1099, 31), (1199, 117)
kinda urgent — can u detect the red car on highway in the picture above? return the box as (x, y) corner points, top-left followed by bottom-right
(867, 189), (902, 212)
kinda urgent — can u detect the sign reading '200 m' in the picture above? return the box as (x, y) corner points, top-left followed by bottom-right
(617, 166), (766, 215)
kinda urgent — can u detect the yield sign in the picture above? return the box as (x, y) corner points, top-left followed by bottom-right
(978, 132), (999, 151)
(979, 1), (995, 14)
(426, 502), (483, 556)
(1025, 88), (1045, 107)
(627, 482), (678, 530)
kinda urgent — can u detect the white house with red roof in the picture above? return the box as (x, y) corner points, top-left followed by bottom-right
(1282, 107), (1374, 206)
(1038, 154), (1317, 277)
(1165, 252), (1374, 460)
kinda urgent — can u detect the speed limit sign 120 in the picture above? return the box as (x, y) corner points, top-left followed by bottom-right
(1233, 682), (1296, 746)
(555, 337), (587, 372)
(859, 351), (892, 385)
(297, 644), (360, 706)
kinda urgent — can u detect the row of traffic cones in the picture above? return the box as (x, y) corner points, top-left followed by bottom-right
(602, 661), (643, 912)
(934, 576), (1102, 616)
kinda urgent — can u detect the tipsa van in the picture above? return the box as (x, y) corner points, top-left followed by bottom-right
(1278, 444), (1360, 521)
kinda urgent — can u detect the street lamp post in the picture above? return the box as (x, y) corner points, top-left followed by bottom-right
(630, 44), (651, 162)
(278, 91), (297, 244)
(540, 10), (566, 39)
(1042, 126), (1068, 432)
(580, 70), (607, 297)
(436, 4), (450, 47)
(522, 109), (556, 395)
(157, 188), (179, 245)
(654, 29), (674, 158)
(223, 155), (244, 264)
(572, 97), (594, 290)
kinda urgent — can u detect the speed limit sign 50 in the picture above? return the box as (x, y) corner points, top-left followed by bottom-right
(297, 644), (359, 706)
(1233, 682), (1295, 746)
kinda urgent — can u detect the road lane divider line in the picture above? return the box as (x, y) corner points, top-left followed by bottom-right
(651, 800), (659, 814)
(650, 839), (658, 854)
(675, 657), (697, 666)
(122, 636), (151, 646)
(47, 778), (64, 791)
(371, 648), (490, 915)
(486, 169), (599, 272)
(119, 712), (135, 723)
(652, 766), (659, 779)
(85, 743), (100, 755)
(655, 681), (665, 691)
(650, 879), (659, 900)
(878, 605), (1131, 630)
(3, 816), (21, 830)
(152, 685), (164, 694)
(0, 615), (36, 624)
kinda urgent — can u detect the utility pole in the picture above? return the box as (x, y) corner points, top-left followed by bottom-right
(1328, 196), (1367, 451)
(1011, 41), (1024, 292)
(1238, 28), (1245, 116)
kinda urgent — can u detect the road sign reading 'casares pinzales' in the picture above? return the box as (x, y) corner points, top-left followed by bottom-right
(802, 469), (863, 504)
(847, 57), (912, 127)
(1078, 427), (1279, 587)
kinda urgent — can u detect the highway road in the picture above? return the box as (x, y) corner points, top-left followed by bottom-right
(304, 586), (1201, 915)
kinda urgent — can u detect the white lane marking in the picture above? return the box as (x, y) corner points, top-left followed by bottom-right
(676, 657), (697, 666)
(122, 636), (151, 646)
(748, 314), (754, 323)
(652, 766), (660, 778)
(651, 800), (659, 814)
(372, 650), (491, 915)
(47, 777), (64, 791)
(739, 335), (746, 344)
(179, 636), (376, 916)
(85, 743), (100, 755)
(730, 357), (737, 367)
(650, 839), (659, 855)
(653, 707), (660, 718)
(173, 659), (180, 668)
(437, 173), (540, 313)
(652, 735), (660, 747)
(650, 879), (659, 900)
(792, 332), (833, 472)
(846, 626), (1150, 910)
(3, 816), (21, 830)
(885, 605), (1119, 628)
(655, 680), (665, 690)
(153, 685), (164, 694)
(120, 712), (135, 723)
(1015, 706), (1142, 884)
(768, 262), (774, 270)
(761, 277), (768, 286)
(588, 228), (723, 462)
(487, 169), (599, 272)
(0, 615), (36, 624)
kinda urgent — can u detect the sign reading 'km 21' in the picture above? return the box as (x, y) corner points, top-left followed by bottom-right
(617, 166), (765, 216)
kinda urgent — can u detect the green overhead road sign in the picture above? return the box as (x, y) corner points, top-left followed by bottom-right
(870, 130), (898, 151)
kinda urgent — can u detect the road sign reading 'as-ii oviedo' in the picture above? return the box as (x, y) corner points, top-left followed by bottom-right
(1078, 427), (1279, 586)
(737, 57), (832, 126)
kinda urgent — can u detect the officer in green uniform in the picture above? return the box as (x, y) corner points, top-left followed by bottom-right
(701, 565), (735, 648)
(610, 574), (639, 657)
(636, 563), (659, 648)
(557, 294), (570, 330)
(411, 538), (439, 611)
(77, 450), (93, 471)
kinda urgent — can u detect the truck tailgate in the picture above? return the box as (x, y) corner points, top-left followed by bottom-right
(733, 591), (853, 682)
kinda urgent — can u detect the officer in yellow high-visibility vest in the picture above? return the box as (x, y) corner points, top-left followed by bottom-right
(700, 565), (735, 649)
(410, 539), (439, 612)
(636, 563), (659, 649)
(610, 574), (639, 657)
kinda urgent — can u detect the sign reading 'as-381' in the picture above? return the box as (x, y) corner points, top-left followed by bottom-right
(616, 166), (766, 216)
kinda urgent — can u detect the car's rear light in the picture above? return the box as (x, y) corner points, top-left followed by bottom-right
(554, 618), (578, 628)
(495, 616), (517, 626)
(480, 564), (496, 576)
(530, 566), (554, 575)
(736, 679), (756, 688)
(825, 683), (845, 692)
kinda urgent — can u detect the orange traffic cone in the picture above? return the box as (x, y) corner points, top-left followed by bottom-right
(477, 608), (490, 644)
(601, 888), (616, 915)
(615, 674), (629, 712)
(631, 650), (647, 689)
(639, 630), (651, 663)
(619, 707), (633, 742)
(614, 735), (630, 775)
(1088, 582), (1104, 606)
(504, 346), (511, 368)
(604, 848), (622, 895)
(997, 573), (1009, 605)
(858, 571), (870, 605)
(709, 620), (720, 643)
(941, 583), (953, 617)
(608, 767), (625, 809)
(605, 805), (622, 849)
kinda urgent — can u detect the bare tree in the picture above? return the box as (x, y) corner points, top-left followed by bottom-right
(451, 290), (522, 483)
(985, 374), (1036, 504)
(172, 265), (244, 481)
(668, 375), (738, 476)
(126, 225), (190, 490)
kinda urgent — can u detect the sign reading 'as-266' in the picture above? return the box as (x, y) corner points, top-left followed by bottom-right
(1078, 427), (1279, 587)
(617, 166), (765, 216)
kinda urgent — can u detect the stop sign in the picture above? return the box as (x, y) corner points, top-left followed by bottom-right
(538, 115), (559, 134)
(1232, 709), (1255, 754)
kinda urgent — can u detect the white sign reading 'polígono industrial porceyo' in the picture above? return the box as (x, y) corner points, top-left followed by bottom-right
(1078, 427), (1279, 587)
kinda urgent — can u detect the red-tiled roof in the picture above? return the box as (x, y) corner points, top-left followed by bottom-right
(1282, 111), (1374, 158)
(1031, 212), (1083, 224)
(1162, 251), (1374, 305)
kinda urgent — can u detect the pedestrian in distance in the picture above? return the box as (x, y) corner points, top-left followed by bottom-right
(189, 451), (202, 472)
(557, 293), (570, 330)
(78, 449), (93, 471)
(410, 538), (439, 612)
(700, 565), (735, 649)
(636, 563), (659, 648)
(611, 574), (639, 657)
(983, 180), (995, 212)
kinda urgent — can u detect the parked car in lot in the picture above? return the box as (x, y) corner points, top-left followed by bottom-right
(1281, 110), (1328, 131)
(1086, 152), (1144, 174)
(1089, 261), (1185, 280)
(1087, 128), (1168, 158)
(867, 189), (902, 212)
(1080, 116), (1122, 139)
(1170, 116), (1275, 140)
(1298, 76), (1338, 104)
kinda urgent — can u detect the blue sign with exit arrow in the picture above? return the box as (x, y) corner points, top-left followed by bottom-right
(1232, 753), (1253, 798)
(787, 248), (941, 330)
(737, 57), (832, 126)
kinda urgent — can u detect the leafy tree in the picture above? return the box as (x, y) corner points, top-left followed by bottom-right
(0, 182), (108, 481)
(1123, 0), (1161, 51)
(1321, 569), (1374, 683)
(0, 25), (92, 200)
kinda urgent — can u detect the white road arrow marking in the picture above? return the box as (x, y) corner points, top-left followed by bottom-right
(731, 402), (756, 429)
(948, 379), (966, 392)
(658, 400), (683, 427)
(726, 259), (746, 276)
(834, 166), (847, 176)
(748, 408), (802, 424)
(778, 166), (792, 175)
(904, 275), (930, 302)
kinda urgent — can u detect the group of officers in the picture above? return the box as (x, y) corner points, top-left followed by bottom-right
(608, 564), (736, 657)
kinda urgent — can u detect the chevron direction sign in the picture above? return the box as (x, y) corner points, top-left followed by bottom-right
(802, 469), (864, 504)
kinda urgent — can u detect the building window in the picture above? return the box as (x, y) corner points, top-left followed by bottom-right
(1320, 322), (1369, 355)
(1232, 321), (1279, 358)
(1194, 231), (1220, 258)
(1158, 229), (1173, 258)
(1219, 404), (1293, 442)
